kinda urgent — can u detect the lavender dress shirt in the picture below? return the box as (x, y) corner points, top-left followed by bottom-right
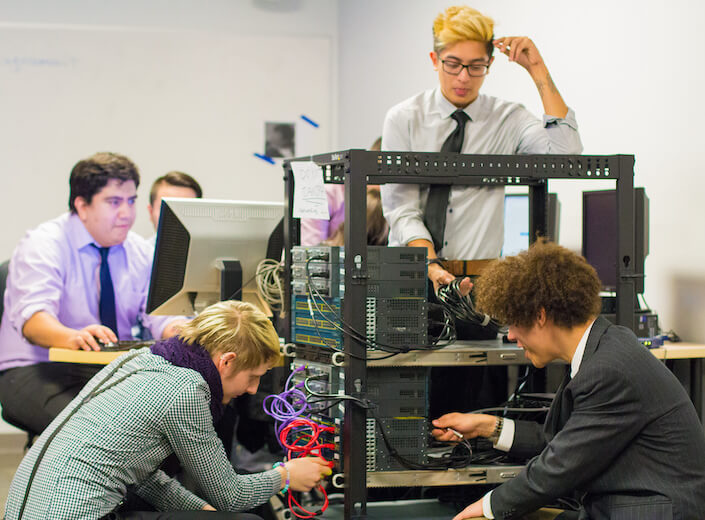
(0, 213), (181, 371)
(300, 184), (346, 246)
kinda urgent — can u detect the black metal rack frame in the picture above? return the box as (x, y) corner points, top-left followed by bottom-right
(283, 150), (636, 519)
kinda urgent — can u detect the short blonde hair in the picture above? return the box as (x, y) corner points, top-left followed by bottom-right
(432, 6), (494, 55)
(178, 300), (280, 371)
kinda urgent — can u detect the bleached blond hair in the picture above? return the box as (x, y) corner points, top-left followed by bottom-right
(433, 5), (494, 57)
(178, 300), (280, 371)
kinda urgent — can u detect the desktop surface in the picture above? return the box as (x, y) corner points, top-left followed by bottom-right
(48, 344), (151, 364)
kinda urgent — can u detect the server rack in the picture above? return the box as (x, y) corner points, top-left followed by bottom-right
(283, 150), (636, 519)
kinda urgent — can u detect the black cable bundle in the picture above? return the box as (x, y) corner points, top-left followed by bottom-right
(435, 277), (503, 337)
(304, 256), (454, 358)
(370, 409), (473, 471)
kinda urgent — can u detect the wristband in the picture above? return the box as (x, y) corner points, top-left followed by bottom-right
(273, 462), (290, 493)
(427, 258), (445, 269)
(488, 416), (504, 444)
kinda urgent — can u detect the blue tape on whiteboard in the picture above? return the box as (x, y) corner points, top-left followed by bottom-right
(254, 153), (275, 164)
(300, 115), (319, 128)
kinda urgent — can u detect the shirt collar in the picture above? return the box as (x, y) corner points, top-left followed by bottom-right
(66, 212), (125, 254)
(67, 212), (98, 251)
(571, 318), (597, 378)
(431, 86), (484, 122)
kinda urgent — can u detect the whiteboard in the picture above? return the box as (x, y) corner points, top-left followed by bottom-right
(0, 25), (332, 255)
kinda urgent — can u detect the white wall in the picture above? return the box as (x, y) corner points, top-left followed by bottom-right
(0, 0), (339, 433)
(338, 0), (705, 339)
(0, 0), (339, 255)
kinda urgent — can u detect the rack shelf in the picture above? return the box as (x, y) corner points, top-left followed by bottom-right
(367, 465), (526, 488)
(283, 150), (636, 519)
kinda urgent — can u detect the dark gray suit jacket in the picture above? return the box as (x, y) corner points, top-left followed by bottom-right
(491, 316), (705, 519)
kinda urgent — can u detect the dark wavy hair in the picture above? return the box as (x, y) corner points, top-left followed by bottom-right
(68, 152), (140, 212)
(474, 238), (602, 329)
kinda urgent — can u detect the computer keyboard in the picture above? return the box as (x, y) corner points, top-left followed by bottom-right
(96, 340), (155, 352)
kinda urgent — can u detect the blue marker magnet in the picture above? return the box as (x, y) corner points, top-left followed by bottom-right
(254, 153), (276, 165)
(300, 115), (319, 128)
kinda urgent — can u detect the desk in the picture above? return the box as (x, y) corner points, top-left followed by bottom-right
(367, 341), (705, 420)
(649, 342), (705, 359)
(650, 343), (705, 419)
(48, 348), (126, 364)
(48, 347), (287, 367)
(50, 342), (705, 418)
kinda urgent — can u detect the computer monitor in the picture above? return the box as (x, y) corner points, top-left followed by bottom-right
(582, 188), (649, 293)
(502, 193), (560, 257)
(147, 198), (284, 315)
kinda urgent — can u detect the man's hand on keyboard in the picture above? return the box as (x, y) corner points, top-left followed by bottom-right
(68, 324), (118, 351)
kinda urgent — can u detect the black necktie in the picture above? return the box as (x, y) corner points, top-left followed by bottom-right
(93, 245), (118, 336)
(424, 109), (470, 253)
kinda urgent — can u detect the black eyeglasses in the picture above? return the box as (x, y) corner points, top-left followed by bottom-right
(440, 59), (490, 77)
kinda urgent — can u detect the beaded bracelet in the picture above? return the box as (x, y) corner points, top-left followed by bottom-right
(273, 462), (290, 493)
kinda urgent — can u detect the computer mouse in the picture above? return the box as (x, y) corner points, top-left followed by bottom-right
(94, 338), (117, 350)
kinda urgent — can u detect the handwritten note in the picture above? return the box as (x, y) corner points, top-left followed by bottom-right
(291, 161), (330, 220)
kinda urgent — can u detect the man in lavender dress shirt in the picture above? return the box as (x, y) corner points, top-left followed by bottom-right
(300, 184), (345, 246)
(0, 152), (185, 434)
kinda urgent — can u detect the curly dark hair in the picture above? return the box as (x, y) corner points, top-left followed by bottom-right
(474, 238), (602, 329)
(68, 152), (140, 212)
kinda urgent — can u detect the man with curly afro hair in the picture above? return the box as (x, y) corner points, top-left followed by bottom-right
(432, 239), (705, 519)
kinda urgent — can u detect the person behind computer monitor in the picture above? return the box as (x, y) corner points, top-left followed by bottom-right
(4, 300), (331, 520)
(0, 152), (187, 435)
(147, 171), (203, 243)
(300, 136), (385, 246)
(321, 187), (389, 247)
(432, 239), (705, 520)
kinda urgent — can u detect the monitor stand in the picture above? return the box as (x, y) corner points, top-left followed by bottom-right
(219, 260), (243, 301)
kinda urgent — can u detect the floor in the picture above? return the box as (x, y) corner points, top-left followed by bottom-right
(0, 433), (26, 515)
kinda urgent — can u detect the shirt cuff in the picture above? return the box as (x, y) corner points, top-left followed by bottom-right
(266, 467), (284, 495)
(396, 221), (433, 249)
(493, 418), (515, 452)
(543, 107), (578, 129)
(15, 303), (55, 333)
(482, 490), (495, 519)
(148, 316), (188, 340)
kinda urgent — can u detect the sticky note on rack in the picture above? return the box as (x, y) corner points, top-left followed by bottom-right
(291, 161), (330, 220)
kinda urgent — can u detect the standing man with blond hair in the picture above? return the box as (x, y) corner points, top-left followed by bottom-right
(380, 5), (585, 416)
(381, 5), (583, 290)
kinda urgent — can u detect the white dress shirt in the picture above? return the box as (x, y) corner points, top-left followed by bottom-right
(482, 319), (597, 518)
(380, 87), (582, 260)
